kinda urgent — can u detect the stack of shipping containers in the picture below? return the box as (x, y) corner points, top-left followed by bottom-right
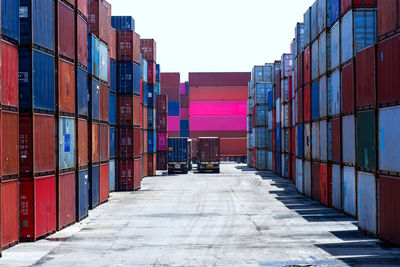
(108, 23), (116, 192)
(161, 73), (181, 138)
(188, 73), (249, 161)
(113, 16), (142, 191)
(141, 39), (157, 177)
(180, 82), (189, 138)
(247, 80), (254, 168)
(156, 94), (168, 170)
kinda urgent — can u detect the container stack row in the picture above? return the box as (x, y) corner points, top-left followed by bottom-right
(179, 82), (190, 138)
(156, 94), (168, 170)
(161, 73), (181, 138)
(141, 39), (157, 177)
(249, 0), (400, 245)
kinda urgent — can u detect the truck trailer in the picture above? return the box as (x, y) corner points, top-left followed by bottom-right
(197, 137), (220, 173)
(168, 137), (189, 174)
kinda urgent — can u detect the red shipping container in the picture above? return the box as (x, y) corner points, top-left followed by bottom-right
(1, 179), (19, 249)
(304, 85), (311, 122)
(220, 138), (247, 156)
(378, 0), (398, 39)
(273, 152), (276, 173)
(378, 33), (400, 106)
(312, 162), (320, 201)
(62, 0), (74, 7)
(356, 45), (376, 109)
(147, 153), (156, 177)
(134, 128), (142, 158)
(89, 0), (109, 44)
(156, 95), (168, 114)
(117, 30), (140, 64)
(140, 39), (157, 62)
(77, 0), (88, 18)
(20, 175), (57, 241)
(91, 122), (100, 163)
(134, 158), (142, 189)
(342, 61), (355, 114)
(160, 73), (180, 87)
(180, 95), (189, 108)
(331, 118), (341, 163)
(189, 86), (248, 101)
(291, 127), (296, 154)
(297, 53), (304, 88)
(168, 131), (180, 138)
(297, 88), (304, 123)
(320, 164), (332, 207)
(189, 131), (246, 139)
(2, 40), (18, 109)
(134, 95), (141, 127)
(77, 15), (88, 67)
(117, 96), (134, 126)
(109, 27), (117, 61)
(117, 127), (133, 158)
(161, 86), (180, 102)
(273, 130), (277, 152)
(303, 46), (311, 85)
(57, 172), (75, 230)
(100, 163), (109, 203)
(143, 154), (148, 177)
(341, 0), (377, 16)
(58, 59), (75, 114)
(100, 83), (108, 122)
(379, 175), (400, 245)
(143, 107), (148, 130)
(57, 1), (75, 60)
(2, 111), (19, 178)
(19, 114), (56, 176)
(100, 124), (109, 162)
(77, 119), (88, 167)
(143, 130), (148, 154)
(156, 151), (167, 170)
(291, 155), (296, 183)
(147, 61), (156, 85)
(116, 159), (134, 191)
(189, 72), (250, 87)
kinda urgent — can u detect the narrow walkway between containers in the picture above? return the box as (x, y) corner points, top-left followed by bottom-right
(1, 163), (400, 266)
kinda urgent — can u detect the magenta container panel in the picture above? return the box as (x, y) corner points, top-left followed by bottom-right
(190, 116), (247, 131)
(156, 133), (167, 151)
(189, 101), (247, 116)
(180, 83), (186, 95)
(168, 116), (180, 132)
(180, 108), (188, 120)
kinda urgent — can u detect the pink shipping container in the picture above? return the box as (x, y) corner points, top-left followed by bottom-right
(156, 133), (167, 151)
(180, 108), (189, 120)
(2, 40), (19, 109)
(190, 116), (247, 131)
(189, 86), (248, 101)
(168, 116), (180, 132)
(57, 1), (75, 60)
(180, 83), (186, 95)
(189, 101), (247, 116)
(189, 72), (250, 86)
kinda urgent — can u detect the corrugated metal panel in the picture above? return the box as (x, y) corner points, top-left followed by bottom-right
(319, 75), (327, 118)
(312, 40), (319, 80)
(377, 0), (398, 38)
(342, 115), (355, 164)
(379, 105), (400, 173)
(111, 16), (135, 31)
(318, 0), (331, 32)
(357, 172), (377, 234)
(1, 179), (19, 248)
(312, 162), (321, 201)
(332, 164), (342, 210)
(342, 62), (355, 114)
(58, 59), (75, 114)
(330, 0), (341, 24)
(304, 8), (311, 47)
(109, 160), (115, 192)
(89, 165), (100, 209)
(77, 169), (89, 221)
(304, 123), (311, 159)
(297, 124), (304, 157)
(304, 161), (312, 197)
(357, 111), (375, 170)
(2, 40), (19, 108)
(343, 166), (356, 216)
(296, 159), (303, 193)
(267, 151), (273, 171)
(57, 172), (76, 230)
(312, 122), (320, 160)
(2, 0), (20, 42)
(57, 1), (75, 60)
(311, 1), (319, 41)
(312, 81), (320, 119)
(2, 111), (19, 177)
(330, 21), (340, 71)
(77, 67), (89, 117)
(59, 117), (75, 170)
(328, 70), (341, 116)
(320, 120), (328, 161)
(379, 175), (400, 245)
(318, 31), (331, 76)
(356, 45), (376, 109)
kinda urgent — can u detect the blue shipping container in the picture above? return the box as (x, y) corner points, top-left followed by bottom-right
(147, 84), (155, 107)
(180, 120), (189, 138)
(311, 1), (318, 41)
(168, 101), (180, 116)
(20, 0), (54, 50)
(117, 62), (140, 95)
(109, 126), (115, 159)
(77, 67), (89, 117)
(77, 169), (89, 221)
(111, 16), (135, 31)
(110, 59), (117, 93)
(143, 82), (148, 106)
(147, 108), (155, 129)
(268, 90), (273, 110)
(59, 117), (75, 170)
(19, 48), (55, 112)
(298, 124), (304, 157)
(88, 34), (100, 78)
(89, 77), (100, 120)
(304, 8), (311, 47)
(276, 124), (281, 151)
(168, 138), (188, 163)
(277, 151), (282, 176)
(156, 64), (161, 81)
(1, 0), (20, 42)
(142, 60), (148, 84)
(330, 0), (341, 25)
(99, 41), (109, 82)
(109, 160), (115, 192)
(109, 92), (116, 125)
(312, 81), (319, 119)
(148, 131), (157, 153)
(89, 165), (100, 209)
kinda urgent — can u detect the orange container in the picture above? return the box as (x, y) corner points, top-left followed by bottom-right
(58, 59), (75, 114)
(1, 179), (19, 249)
(134, 158), (142, 189)
(77, 119), (88, 167)
(91, 122), (100, 163)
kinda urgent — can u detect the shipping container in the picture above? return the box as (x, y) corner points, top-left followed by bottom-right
(77, 0), (88, 17)
(100, 124), (109, 162)
(91, 122), (100, 163)
(304, 123), (311, 159)
(140, 39), (157, 62)
(2, 40), (19, 109)
(100, 163), (109, 203)
(59, 117), (75, 171)
(342, 115), (356, 164)
(180, 120), (189, 138)
(156, 113), (167, 132)
(189, 101), (247, 117)
(89, 0), (109, 43)
(110, 60), (116, 93)
(319, 75), (328, 118)
(320, 163), (332, 206)
(156, 95), (168, 114)
(99, 83), (109, 122)
(57, 1), (75, 60)
(296, 159), (303, 193)
(57, 171), (75, 230)
(77, 14), (88, 67)
(109, 160), (115, 192)
(77, 67), (89, 117)
(377, 0), (398, 39)
(117, 62), (140, 95)
(303, 161), (312, 197)
(168, 138), (189, 173)
(331, 0), (341, 24)
(148, 130), (157, 153)
(330, 21), (340, 71)
(357, 111), (375, 170)
(312, 40), (319, 80)
(379, 175), (400, 245)
(111, 16), (135, 31)
(156, 151), (168, 170)
(109, 92), (116, 125)
(312, 81), (319, 119)
(320, 120), (328, 161)
(89, 164), (100, 209)
(328, 70), (341, 116)
(1, 179), (19, 249)
(189, 86), (248, 102)
(356, 45), (376, 110)
(357, 172), (377, 234)
(312, 162), (321, 201)
(2, 111), (19, 178)
(331, 118), (341, 162)
(77, 119), (88, 167)
(341, 61), (354, 114)
(2, 0), (20, 42)
(304, 8), (311, 47)
(318, 31), (331, 77)
(76, 169), (89, 221)
(190, 116), (246, 132)
(343, 166), (356, 216)
(379, 105), (400, 173)
(189, 72), (250, 87)
(117, 30), (140, 64)
(197, 137), (220, 173)
(341, 0), (377, 16)
(58, 59), (75, 114)
(332, 164), (342, 210)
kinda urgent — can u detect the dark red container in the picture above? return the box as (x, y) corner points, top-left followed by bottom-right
(331, 118), (341, 163)
(180, 95), (189, 108)
(143, 153), (148, 177)
(140, 39), (157, 62)
(109, 27), (117, 61)
(117, 30), (141, 64)
(148, 153), (156, 176)
(1, 179), (19, 249)
(156, 95), (168, 114)
(320, 164), (332, 207)
(57, 171), (75, 230)
(220, 138), (246, 156)
(89, 0), (109, 44)
(341, 0), (377, 16)
(297, 88), (304, 123)
(62, 0), (74, 7)
(134, 95), (141, 127)
(378, 33), (400, 106)
(117, 127), (133, 159)
(312, 162), (320, 201)
(198, 137), (220, 163)
(161, 86), (180, 102)
(379, 175), (400, 245)
(189, 72), (250, 87)
(58, 59), (75, 114)
(161, 73), (180, 87)
(147, 61), (156, 85)
(20, 176), (57, 241)
(77, 0), (88, 17)
(304, 85), (311, 122)
(134, 158), (142, 190)
(168, 131), (180, 138)
(156, 151), (168, 170)
(275, 70), (281, 98)
(297, 53), (304, 88)
(100, 124), (109, 162)
(342, 61), (355, 114)
(189, 131), (246, 139)
(117, 96), (140, 127)
(134, 128), (142, 158)
(303, 46), (311, 85)
(272, 108), (276, 129)
(291, 127), (296, 154)
(291, 156), (296, 183)
(77, 119), (88, 167)
(57, 1), (75, 60)
(288, 75), (293, 100)
(143, 106), (148, 130)
(77, 14), (88, 67)
(100, 83), (108, 122)
(378, 0), (398, 39)
(91, 122), (100, 163)
(2, 40), (18, 109)
(116, 159), (134, 191)
(2, 111), (19, 178)
(19, 114), (56, 176)
(100, 163), (109, 203)
(356, 45), (376, 109)
(143, 130), (148, 154)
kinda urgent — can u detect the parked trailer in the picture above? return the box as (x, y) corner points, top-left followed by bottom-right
(168, 138), (189, 174)
(197, 137), (220, 173)
(188, 139), (193, 171)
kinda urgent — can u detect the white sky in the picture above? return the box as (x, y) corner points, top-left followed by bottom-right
(108, 0), (316, 81)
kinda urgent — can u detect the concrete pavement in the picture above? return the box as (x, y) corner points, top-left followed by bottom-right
(1, 163), (400, 266)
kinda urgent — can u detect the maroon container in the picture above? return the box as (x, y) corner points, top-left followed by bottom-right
(62, 0), (74, 7)
(2, 40), (19, 109)
(77, 119), (88, 167)
(148, 153), (156, 176)
(356, 45), (376, 110)
(134, 128), (142, 158)
(57, 171), (75, 230)
(312, 162), (320, 201)
(133, 95), (141, 127)
(147, 61), (156, 85)
(161, 73), (180, 87)
(161, 86), (180, 102)
(100, 83), (108, 122)
(341, 61), (355, 114)
(189, 72), (250, 87)
(89, 0), (109, 44)
(275, 70), (281, 98)
(304, 85), (311, 122)
(100, 124), (109, 162)
(378, 0), (398, 39)
(117, 96), (134, 126)
(378, 33), (400, 106)
(2, 111), (19, 179)
(198, 137), (220, 163)
(58, 59), (75, 114)
(1, 179), (19, 249)
(341, 0), (377, 17)
(331, 118), (341, 163)
(379, 175), (400, 245)
(297, 54), (303, 88)
(189, 131), (246, 139)
(109, 27), (117, 61)
(134, 158), (142, 189)
(117, 30), (140, 64)
(180, 95), (189, 108)
(117, 127), (133, 159)
(116, 159), (134, 191)
(156, 151), (168, 170)
(303, 46), (311, 85)
(77, 0), (88, 17)
(155, 95), (168, 114)
(19, 114), (56, 176)
(77, 14), (88, 67)
(58, 1), (75, 60)
(156, 113), (167, 132)
(297, 88), (304, 123)
(140, 39), (157, 62)
(91, 122), (100, 163)
(291, 127), (296, 154)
